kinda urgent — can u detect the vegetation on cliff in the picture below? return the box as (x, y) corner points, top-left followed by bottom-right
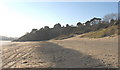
(15, 13), (119, 41)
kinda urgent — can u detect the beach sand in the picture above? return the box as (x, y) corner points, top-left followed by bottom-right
(1, 36), (118, 68)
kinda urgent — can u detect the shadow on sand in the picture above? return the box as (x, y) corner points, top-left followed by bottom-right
(34, 42), (106, 68)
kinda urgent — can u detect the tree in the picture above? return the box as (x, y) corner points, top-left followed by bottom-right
(110, 19), (115, 24)
(44, 26), (50, 29)
(62, 25), (65, 28)
(85, 21), (90, 26)
(103, 13), (118, 23)
(31, 29), (37, 33)
(77, 22), (82, 27)
(54, 23), (61, 28)
(91, 17), (101, 21)
(89, 17), (101, 25)
(66, 24), (69, 27)
(40, 27), (44, 30)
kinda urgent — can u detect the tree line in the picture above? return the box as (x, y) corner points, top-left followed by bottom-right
(14, 13), (119, 41)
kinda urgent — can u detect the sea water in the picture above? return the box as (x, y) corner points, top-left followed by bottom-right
(0, 41), (11, 45)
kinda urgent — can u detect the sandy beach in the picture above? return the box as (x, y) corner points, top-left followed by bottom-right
(1, 36), (118, 68)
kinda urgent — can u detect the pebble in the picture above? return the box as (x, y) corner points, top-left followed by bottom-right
(23, 61), (28, 64)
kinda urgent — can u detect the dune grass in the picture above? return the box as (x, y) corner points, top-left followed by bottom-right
(80, 25), (118, 38)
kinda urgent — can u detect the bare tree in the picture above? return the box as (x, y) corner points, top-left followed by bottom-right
(103, 13), (118, 23)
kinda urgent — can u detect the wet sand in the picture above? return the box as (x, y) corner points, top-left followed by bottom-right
(1, 36), (118, 68)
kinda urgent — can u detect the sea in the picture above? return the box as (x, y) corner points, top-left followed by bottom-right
(0, 40), (11, 45)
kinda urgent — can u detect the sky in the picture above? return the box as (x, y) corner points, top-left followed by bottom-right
(0, 1), (118, 37)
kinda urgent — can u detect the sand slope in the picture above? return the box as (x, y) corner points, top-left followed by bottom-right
(1, 36), (118, 68)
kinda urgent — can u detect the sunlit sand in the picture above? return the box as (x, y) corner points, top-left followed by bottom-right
(2, 35), (118, 68)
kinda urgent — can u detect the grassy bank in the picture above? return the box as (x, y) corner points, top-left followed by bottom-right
(80, 25), (118, 38)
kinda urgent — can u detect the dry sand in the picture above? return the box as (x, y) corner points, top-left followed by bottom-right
(1, 36), (118, 68)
